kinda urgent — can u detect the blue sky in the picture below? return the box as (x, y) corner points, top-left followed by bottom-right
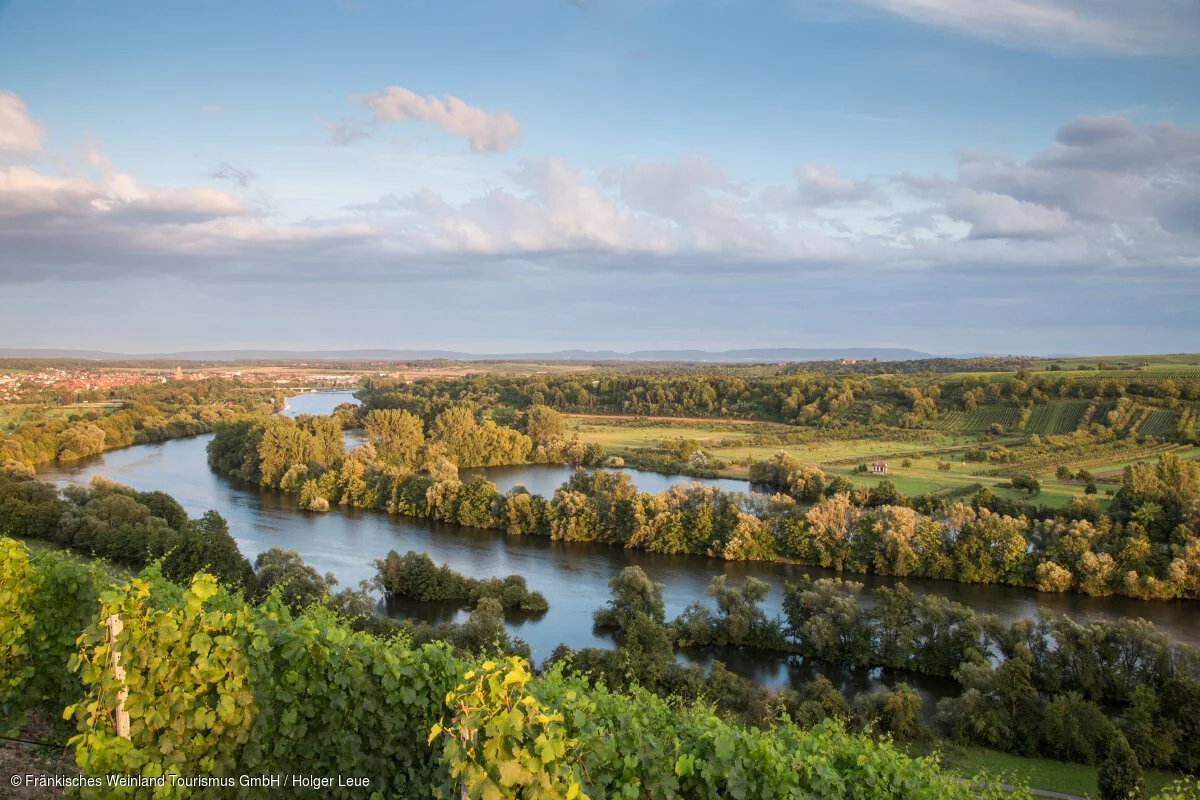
(0, 0), (1197, 355)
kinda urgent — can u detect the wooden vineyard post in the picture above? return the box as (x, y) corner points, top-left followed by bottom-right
(105, 613), (130, 739)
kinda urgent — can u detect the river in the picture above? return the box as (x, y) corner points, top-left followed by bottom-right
(35, 390), (1200, 713)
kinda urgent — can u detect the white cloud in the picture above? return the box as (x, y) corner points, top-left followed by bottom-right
(614, 156), (775, 252)
(355, 86), (522, 153)
(768, 163), (877, 208)
(0, 92), (47, 154)
(833, 0), (1200, 55)
(889, 113), (1200, 268)
(947, 189), (1072, 239)
(1, 91), (1197, 283)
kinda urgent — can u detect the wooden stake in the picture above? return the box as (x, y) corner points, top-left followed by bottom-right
(105, 614), (130, 739)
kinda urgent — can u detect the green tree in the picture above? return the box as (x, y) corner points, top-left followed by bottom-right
(363, 408), (425, 469)
(523, 404), (565, 448)
(253, 547), (335, 612)
(1041, 693), (1117, 764)
(163, 510), (256, 589)
(56, 423), (106, 461)
(593, 566), (665, 630)
(855, 683), (929, 741)
(1098, 733), (1146, 800)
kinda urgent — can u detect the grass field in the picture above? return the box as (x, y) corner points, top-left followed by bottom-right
(561, 412), (1195, 507)
(565, 415), (1116, 506)
(830, 462), (1100, 509)
(0, 402), (37, 432)
(565, 418), (758, 449)
(929, 743), (1185, 798)
(2, 401), (126, 437)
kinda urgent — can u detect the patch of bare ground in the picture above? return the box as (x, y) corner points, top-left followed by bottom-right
(0, 713), (76, 800)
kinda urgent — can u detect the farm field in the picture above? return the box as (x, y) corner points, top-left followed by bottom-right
(936, 405), (1023, 433)
(1024, 400), (1091, 435)
(1034, 353), (1200, 370)
(930, 354), (1200, 384)
(558, 410), (1190, 509)
(565, 414), (1112, 506)
(831, 462), (1098, 509)
(564, 418), (762, 449)
(970, 441), (1186, 480)
(565, 417), (981, 470)
(0, 402), (36, 432)
(1, 401), (124, 434)
(1137, 408), (1178, 437)
(709, 436), (970, 468)
(1089, 446), (1200, 482)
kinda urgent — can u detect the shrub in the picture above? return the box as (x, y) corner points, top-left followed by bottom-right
(1042, 693), (1116, 764)
(1099, 732), (1146, 800)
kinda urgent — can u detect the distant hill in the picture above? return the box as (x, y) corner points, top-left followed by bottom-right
(0, 347), (944, 363)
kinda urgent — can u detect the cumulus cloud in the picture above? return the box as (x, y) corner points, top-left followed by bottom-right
(2, 91), (1197, 283)
(0, 92), (46, 154)
(947, 190), (1072, 240)
(613, 156), (776, 252)
(889, 114), (1200, 267)
(765, 163), (877, 209)
(355, 86), (522, 152)
(347, 157), (655, 254)
(949, 116), (1200, 234)
(0, 100), (375, 280)
(833, 0), (1200, 55)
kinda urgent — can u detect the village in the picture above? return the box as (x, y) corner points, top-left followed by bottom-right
(0, 367), (166, 402)
(0, 363), (380, 403)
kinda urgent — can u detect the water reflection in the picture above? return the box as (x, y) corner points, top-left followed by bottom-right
(462, 464), (758, 499)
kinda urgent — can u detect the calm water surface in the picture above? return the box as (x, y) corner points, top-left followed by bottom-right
(37, 391), (1200, 707)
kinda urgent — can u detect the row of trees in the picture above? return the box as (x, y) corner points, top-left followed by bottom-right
(0, 378), (283, 467)
(374, 549), (549, 613)
(205, 412), (1200, 600)
(356, 370), (1200, 433)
